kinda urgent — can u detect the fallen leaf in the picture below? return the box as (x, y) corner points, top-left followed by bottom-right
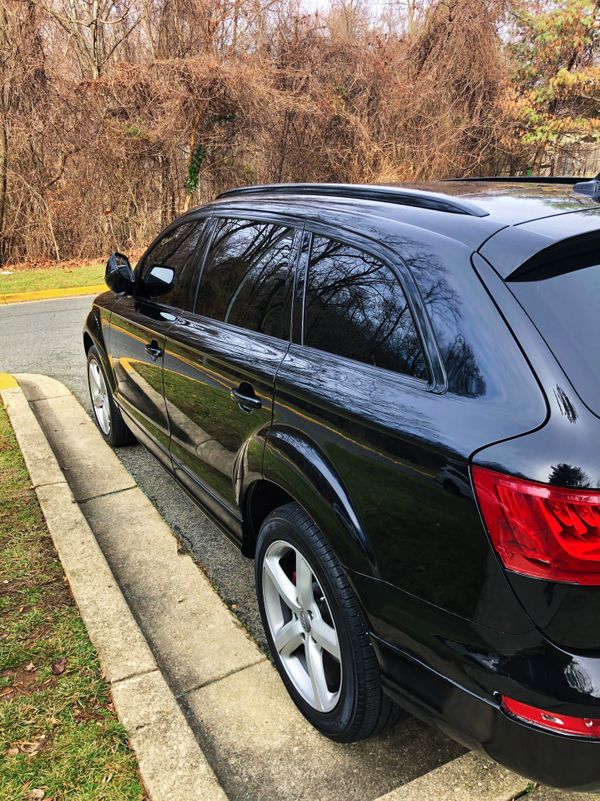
(28, 789), (45, 800)
(21, 743), (39, 755)
(6, 747), (19, 757)
(24, 663), (36, 672)
(21, 733), (49, 755)
(51, 658), (66, 676)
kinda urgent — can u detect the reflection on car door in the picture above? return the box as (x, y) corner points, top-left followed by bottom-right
(163, 217), (298, 536)
(109, 218), (207, 463)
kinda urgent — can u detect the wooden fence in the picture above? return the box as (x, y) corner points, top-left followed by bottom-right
(539, 141), (600, 177)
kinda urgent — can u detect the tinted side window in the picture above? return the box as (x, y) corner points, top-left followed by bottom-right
(304, 235), (428, 380)
(140, 219), (205, 309)
(195, 218), (293, 339)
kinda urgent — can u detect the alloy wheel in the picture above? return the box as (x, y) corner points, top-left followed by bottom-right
(262, 539), (342, 712)
(88, 357), (111, 436)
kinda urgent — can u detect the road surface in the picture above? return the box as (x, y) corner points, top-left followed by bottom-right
(0, 295), (261, 641)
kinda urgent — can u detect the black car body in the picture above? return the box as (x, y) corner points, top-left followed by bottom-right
(84, 179), (600, 790)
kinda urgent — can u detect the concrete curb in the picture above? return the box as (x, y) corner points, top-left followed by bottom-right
(0, 283), (105, 304)
(0, 375), (229, 801)
(0, 370), (536, 801)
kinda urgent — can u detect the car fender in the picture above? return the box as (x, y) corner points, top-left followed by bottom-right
(258, 425), (375, 575)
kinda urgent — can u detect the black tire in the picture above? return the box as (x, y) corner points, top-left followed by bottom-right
(255, 501), (401, 742)
(86, 345), (135, 447)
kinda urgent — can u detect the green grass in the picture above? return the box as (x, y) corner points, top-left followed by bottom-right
(0, 264), (104, 295)
(0, 402), (144, 801)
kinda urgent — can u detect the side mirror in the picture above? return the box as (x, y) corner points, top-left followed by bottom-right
(105, 252), (135, 294)
(143, 264), (175, 297)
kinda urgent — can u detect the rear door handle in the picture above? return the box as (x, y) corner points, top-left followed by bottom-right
(144, 340), (163, 361)
(230, 384), (262, 413)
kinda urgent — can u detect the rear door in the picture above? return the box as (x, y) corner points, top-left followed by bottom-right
(109, 217), (207, 462)
(163, 215), (300, 535)
(269, 229), (447, 587)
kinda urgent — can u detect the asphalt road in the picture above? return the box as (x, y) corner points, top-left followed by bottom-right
(0, 295), (261, 645)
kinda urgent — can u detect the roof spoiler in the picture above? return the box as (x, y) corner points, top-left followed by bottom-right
(506, 229), (600, 281)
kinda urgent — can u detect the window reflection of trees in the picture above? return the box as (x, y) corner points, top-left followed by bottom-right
(399, 250), (486, 398)
(145, 221), (202, 273)
(141, 220), (206, 308)
(196, 219), (292, 338)
(304, 236), (428, 380)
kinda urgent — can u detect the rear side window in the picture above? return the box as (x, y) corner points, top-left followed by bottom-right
(303, 235), (428, 380)
(195, 218), (294, 339)
(510, 262), (600, 417)
(139, 219), (205, 309)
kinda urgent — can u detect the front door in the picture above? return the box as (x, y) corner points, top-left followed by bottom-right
(163, 216), (299, 532)
(109, 217), (207, 463)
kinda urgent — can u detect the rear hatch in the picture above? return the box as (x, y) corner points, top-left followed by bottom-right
(508, 237), (600, 420)
(481, 208), (600, 418)
(474, 213), (600, 650)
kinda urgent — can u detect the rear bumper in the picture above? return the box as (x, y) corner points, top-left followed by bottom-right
(374, 635), (600, 792)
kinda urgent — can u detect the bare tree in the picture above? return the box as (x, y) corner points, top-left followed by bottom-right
(3, 0), (586, 266)
(34, 0), (141, 78)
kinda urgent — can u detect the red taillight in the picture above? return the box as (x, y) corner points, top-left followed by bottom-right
(503, 696), (600, 738)
(472, 466), (600, 585)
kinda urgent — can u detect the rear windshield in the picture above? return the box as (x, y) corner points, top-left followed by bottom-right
(510, 263), (600, 415)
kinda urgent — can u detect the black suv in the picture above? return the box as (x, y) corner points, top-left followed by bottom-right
(84, 179), (600, 791)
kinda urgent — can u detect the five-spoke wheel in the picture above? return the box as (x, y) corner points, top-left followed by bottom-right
(86, 345), (135, 446)
(256, 501), (401, 741)
(88, 356), (111, 435)
(262, 540), (342, 712)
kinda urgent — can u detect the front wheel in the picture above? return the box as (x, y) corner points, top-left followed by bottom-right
(86, 345), (135, 447)
(255, 502), (400, 742)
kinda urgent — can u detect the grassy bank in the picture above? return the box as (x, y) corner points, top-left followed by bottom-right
(0, 263), (104, 295)
(0, 401), (143, 801)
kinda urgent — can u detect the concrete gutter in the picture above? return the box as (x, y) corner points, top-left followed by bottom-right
(0, 283), (105, 304)
(1, 371), (541, 801)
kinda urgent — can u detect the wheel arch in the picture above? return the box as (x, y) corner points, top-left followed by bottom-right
(241, 427), (376, 577)
(83, 307), (116, 391)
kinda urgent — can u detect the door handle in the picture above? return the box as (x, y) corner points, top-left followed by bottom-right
(230, 384), (262, 413)
(144, 340), (163, 361)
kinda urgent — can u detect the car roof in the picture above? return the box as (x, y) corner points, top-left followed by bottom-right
(189, 180), (600, 273)
(411, 179), (600, 223)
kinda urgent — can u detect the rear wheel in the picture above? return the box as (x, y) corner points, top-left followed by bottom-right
(86, 345), (135, 446)
(255, 501), (401, 741)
